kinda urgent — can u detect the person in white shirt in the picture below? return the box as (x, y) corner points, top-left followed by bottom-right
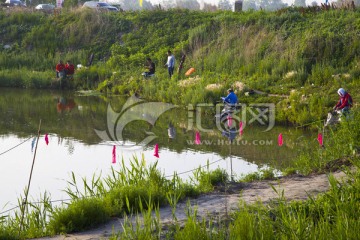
(165, 50), (175, 78)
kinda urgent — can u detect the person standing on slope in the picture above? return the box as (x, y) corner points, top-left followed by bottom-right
(165, 50), (175, 78)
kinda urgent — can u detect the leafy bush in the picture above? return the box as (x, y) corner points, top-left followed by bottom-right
(48, 198), (110, 234)
(240, 168), (276, 182)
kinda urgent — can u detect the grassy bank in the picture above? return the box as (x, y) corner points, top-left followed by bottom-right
(1, 8), (360, 125)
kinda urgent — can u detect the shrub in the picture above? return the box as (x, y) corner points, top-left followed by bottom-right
(48, 198), (110, 234)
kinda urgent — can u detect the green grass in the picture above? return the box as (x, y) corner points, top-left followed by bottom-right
(239, 167), (276, 182)
(108, 160), (360, 239)
(114, 163), (360, 240)
(48, 197), (110, 234)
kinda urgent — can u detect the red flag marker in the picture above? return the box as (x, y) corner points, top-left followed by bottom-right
(112, 145), (116, 164)
(227, 116), (233, 127)
(239, 121), (243, 136)
(317, 133), (323, 146)
(195, 131), (201, 145)
(45, 134), (49, 145)
(154, 144), (159, 158)
(278, 133), (283, 147)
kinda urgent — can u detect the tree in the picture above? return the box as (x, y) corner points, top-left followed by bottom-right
(116, 0), (153, 10)
(218, 0), (232, 10)
(175, 0), (200, 9)
(243, 0), (258, 10)
(258, 0), (287, 10)
(203, 2), (218, 11)
(294, 0), (306, 7)
(270, 0), (288, 10)
(160, 0), (176, 9)
(63, 0), (78, 8)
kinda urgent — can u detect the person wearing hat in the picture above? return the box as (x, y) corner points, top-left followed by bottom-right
(334, 88), (353, 114)
(221, 88), (238, 105)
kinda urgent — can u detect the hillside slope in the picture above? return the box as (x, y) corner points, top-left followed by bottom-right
(1, 7), (360, 124)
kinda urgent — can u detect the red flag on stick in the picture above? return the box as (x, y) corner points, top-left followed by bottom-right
(45, 134), (49, 145)
(154, 144), (159, 158)
(278, 133), (283, 147)
(195, 131), (201, 145)
(227, 116), (233, 127)
(112, 145), (116, 164)
(317, 133), (323, 146)
(239, 121), (243, 136)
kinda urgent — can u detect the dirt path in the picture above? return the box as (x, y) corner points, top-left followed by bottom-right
(35, 171), (348, 240)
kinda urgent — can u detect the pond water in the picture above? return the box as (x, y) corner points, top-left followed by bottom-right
(0, 88), (313, 213)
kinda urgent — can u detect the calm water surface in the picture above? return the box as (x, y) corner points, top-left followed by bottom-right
(0, 88), (312, 211)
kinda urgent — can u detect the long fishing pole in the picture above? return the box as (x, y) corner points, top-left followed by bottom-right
(19, 119), (42, 237)
(230, 139), (233, 182)
(295, 119), (324, 129)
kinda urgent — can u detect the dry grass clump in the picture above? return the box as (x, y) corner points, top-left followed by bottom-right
(284, 71), (297, 79)
(342, 73), (351, 78)
(178, 75), (201, 87)
(233, 81), (245, 92)
(332, 73), (351, 80)
(205, 83), (222, 91)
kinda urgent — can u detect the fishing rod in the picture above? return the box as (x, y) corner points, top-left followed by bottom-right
(19, 119), (42, 237)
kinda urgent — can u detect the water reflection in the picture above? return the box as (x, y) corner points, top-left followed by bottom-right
(222, 128), (237, 142)
(1, 89), (310, 161)
(167, 122), (176, 140)
(0, 88), (310, 163)
(56, 96), (76, 113)
(95, 95), (177, 148)
(0, 88), (316, 211)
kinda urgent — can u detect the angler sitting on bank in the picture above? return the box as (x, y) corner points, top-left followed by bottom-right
(333, 88), (353, 115)
(55, 60), (65, 78)
(53, 60), (75, 89)
(142, 57), (155, 78)
(218, 88), (239, 122)
(65, 60), (75, 77)
(325, 88), (354, 126)
(221, 88), (238, 106)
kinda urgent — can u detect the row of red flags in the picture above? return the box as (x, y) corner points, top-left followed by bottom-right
(150, 132), (323, 161)
(278, 133), (323, 146)
(37, 126), (324, 164)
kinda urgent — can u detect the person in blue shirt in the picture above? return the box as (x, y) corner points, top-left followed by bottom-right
(221, 88), (238, 105)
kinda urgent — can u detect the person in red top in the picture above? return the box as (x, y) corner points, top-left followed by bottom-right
(65, 60), (75, 76)
(56, 60), (65, 78)
(334, 88), (353, 114)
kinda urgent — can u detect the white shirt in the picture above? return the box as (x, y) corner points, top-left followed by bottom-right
(166, 55), (175, 68)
